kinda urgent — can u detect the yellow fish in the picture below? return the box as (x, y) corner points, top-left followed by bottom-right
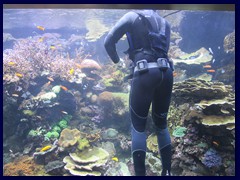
(8, 62), (16, 66)
(50, 45), (56, 50)
(15, 73), (23, 78)
(112, 157), (119, 162)
(69, 68), (74, 75)
(36, 25), (45, 31)
(38, 37), (44, 42)
(40, 145), (51, 152)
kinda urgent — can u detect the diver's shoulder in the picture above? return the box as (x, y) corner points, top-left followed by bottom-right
(123, 11), (139, 19)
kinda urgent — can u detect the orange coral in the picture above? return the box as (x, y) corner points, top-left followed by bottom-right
(3, 155), (44, 176)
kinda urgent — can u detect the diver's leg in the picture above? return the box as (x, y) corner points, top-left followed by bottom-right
(152, 69), (173, 176)
(130, 74), (153, 176)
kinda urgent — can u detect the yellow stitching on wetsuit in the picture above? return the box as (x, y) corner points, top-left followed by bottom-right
(130, 105), (148, 119)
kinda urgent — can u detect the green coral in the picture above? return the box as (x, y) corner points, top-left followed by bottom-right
(44, 131), (59, 141)
(52, 125), (61, 133)
(102, 78), (114, 87)
(112, 92), (129, 108)
(172, 126), (187, 137)
(77, 138), (90, 151)
(23, 110), (35, 116)
(58, 120), (68, 129)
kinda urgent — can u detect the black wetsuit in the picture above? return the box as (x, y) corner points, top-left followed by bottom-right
(104, 10), (173, 176)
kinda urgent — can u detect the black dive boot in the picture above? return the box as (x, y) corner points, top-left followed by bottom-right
(160, 144), (172, 176)
(132, 150), (146, 176)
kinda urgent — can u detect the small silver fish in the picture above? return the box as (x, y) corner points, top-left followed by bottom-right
(208, 47), (213, 54)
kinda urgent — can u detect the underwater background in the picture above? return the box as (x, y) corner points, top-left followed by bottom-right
(3, 9), (235, 176)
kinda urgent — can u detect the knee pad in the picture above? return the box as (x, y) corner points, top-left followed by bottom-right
(131, 125), (146, 153)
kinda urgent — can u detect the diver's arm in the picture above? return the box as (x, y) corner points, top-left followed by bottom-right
(104, 12), (137, 63)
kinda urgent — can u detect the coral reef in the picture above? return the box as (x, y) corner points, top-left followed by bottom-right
(172, 78), (232, 104)
(102, 128), (118, 140)
(201, 148), (222, 168)
(45, 160), (65, 175)
(63, 146), (109, 176)
(172, 126), (187, 137)
(85, 19), (109, 42)
(223, 31), (235, 53)
(170, 78), (235, 176)
(77, 138), (90, 151)
(3, 155), (45, 176)
(171, 47), (212, 65)
(58, 128), (81, 148)
(146, 133), (158, 154)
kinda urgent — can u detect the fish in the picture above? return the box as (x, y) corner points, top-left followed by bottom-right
(61, 111), (68, 115)
(8, 62), (16, 66)
(36, 116), (42, 120)
(60, 85), (68, 91)
(208, 47), (213, 54)
(40, 145), (51, 152)
(207, 69), (215, 73)
(69, 68), (74, 75)
(112, 157), (119, 162)
(221, 69), (225, 73)
(36, 25), (45, 31)
(50, 45), (56, 50)
(173, 72), (177, 77)
(75, 63), (82, 69)
(38, 37), (44, 42)
(12, 94), (19, 97)
(47, 77), (54, 82)
(203, 65), (212, 69)
(45, 81), (51, 86)
(213, 141), (219, 146)
(212, 59), (216, 64)
(15, 73), (23, 78)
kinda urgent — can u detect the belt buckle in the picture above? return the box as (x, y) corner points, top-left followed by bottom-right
(157, 58), (169, 71)
(136, 59), (148, 73)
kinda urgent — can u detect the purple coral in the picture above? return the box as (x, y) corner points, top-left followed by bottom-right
(202, 148), (222, 168)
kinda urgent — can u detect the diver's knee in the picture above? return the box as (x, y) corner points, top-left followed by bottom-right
(153, 113), (168, 129)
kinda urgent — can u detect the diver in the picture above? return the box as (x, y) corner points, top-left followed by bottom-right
(104, 10), (174, 176)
